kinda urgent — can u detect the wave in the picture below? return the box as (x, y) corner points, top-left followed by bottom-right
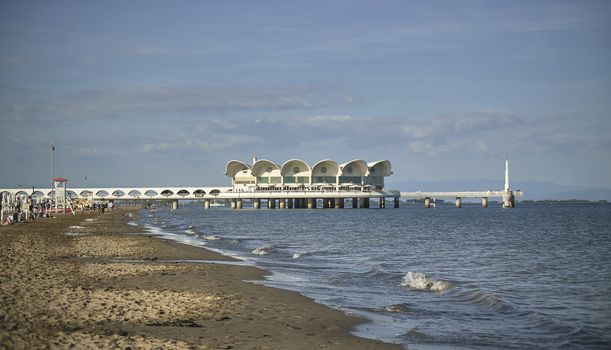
(127, 221), (138, 226)
(184, 229), (196, 234)
(451, 288), (516, 314)
(400, 271), (453, 292)
(252, 246), (273, 255)
(202, 234), (221, 241)
(292, 251), (313, 259)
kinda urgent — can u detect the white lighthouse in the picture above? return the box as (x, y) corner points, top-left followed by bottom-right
(502, 157), (515, 208)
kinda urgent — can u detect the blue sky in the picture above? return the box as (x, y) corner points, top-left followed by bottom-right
(1, 0), (610, 189)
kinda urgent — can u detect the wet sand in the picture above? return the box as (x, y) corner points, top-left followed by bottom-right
(0, 208), (403, 349)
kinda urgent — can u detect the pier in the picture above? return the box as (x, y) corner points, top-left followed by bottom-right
(1, 158), (522, 212)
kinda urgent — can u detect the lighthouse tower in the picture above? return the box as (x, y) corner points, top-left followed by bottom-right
(502, 157), (515, 208)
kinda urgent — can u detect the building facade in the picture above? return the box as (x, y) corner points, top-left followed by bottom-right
(225, 158), (392, 191)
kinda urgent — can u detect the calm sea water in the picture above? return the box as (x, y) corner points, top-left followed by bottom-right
(139, 202), (611, 350)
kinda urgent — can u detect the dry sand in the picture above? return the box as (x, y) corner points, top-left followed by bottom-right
(0, 208), (403, 349)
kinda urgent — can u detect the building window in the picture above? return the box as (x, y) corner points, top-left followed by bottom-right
(257, 177), (269, 184)
(293, 166), (300, 174)
(270, 177), (281, 184)
(321, 166), (327, 173)
(283, 177), (296, 183)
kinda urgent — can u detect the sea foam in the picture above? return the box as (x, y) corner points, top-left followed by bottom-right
(400, 271), (452, 292)
(252, 246), (272, 255)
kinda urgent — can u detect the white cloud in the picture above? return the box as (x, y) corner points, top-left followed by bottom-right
(0, 85), (354, 122)
(138, 133), (264, 154)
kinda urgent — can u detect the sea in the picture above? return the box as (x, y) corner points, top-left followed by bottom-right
(137, 202), (611, 350)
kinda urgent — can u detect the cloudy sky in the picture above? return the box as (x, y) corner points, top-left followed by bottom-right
(1, 0), (610, 189)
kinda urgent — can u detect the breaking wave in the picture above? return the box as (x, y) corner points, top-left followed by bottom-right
(292, 251), (313, 259)
(400, 271), (453, 292)
(202, 234), (221, 240)
(252, 246), (273, 255)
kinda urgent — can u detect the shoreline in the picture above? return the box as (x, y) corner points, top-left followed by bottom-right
(0, 208), (403, 349)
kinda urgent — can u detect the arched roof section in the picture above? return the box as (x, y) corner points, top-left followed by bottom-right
(280, 159), (311, 176)
(340, 159), (369, 176)
(225, 160), (251, 177)
(251, 159), (280, 177)
(311, 159), (340, 177)
(177, 189), (190, 197)
(368, 160), (392, 176)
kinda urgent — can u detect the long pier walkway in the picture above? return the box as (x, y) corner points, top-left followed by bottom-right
(1, 187), (522, 209)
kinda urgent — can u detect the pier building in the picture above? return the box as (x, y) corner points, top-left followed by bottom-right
(225, 158), (392, 191)
(0, 158), (522, 210)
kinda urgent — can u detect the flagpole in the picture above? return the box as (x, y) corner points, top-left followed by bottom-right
(52, 141), (56, 212)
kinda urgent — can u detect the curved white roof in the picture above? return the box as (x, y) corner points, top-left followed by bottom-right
(251, 159), (281, 177)
(225, 159), (392, 179)
(367, 160), (392, 176)
(225, 160), (251, 177)
(340, 159), (369, 176)
(311, 159), (340, 177)
(281, 159), (311, 176)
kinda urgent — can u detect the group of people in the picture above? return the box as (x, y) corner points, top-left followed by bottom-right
(0, 197), (55, 225)
(0, 193), (118, 226)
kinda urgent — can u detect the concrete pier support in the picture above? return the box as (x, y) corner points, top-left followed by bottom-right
(279, 199), (286, 209)
(299, 198), (306, 208)
(334, 198), (343, 209)
(380, 198), (386, 209)
(171, 200), (179, 210)
(481, 197), (488, 208)
(394, 197), (400, 208)
(358, 197), (370, 208)
(253, 199), (260, 209)
(307, 198), (315, 209)
(503, 192), (515, 208)
(236, 199), (243, 209)
(266, 199), (273, 209)
(455, 197), (462, 208)
(352, 198), (358, 208)
(230, 200), (236, 209)
(424, 197), (431, 208)
(204, 199), (210, 209)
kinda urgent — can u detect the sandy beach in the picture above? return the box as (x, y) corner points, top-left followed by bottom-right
(0, 208), (402, 349)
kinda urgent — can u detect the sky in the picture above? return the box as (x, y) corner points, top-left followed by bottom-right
(1, 0), (610, 190)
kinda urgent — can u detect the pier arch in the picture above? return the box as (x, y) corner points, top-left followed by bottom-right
(128, 190), (142, 197)
(160, 190), (174, 197)
(96, 190), (109, 197)
(177, 189), (190, 197)
(144, 190), (158, 197)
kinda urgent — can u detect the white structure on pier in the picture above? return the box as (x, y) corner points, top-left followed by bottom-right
(225, 158), (392, 191)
